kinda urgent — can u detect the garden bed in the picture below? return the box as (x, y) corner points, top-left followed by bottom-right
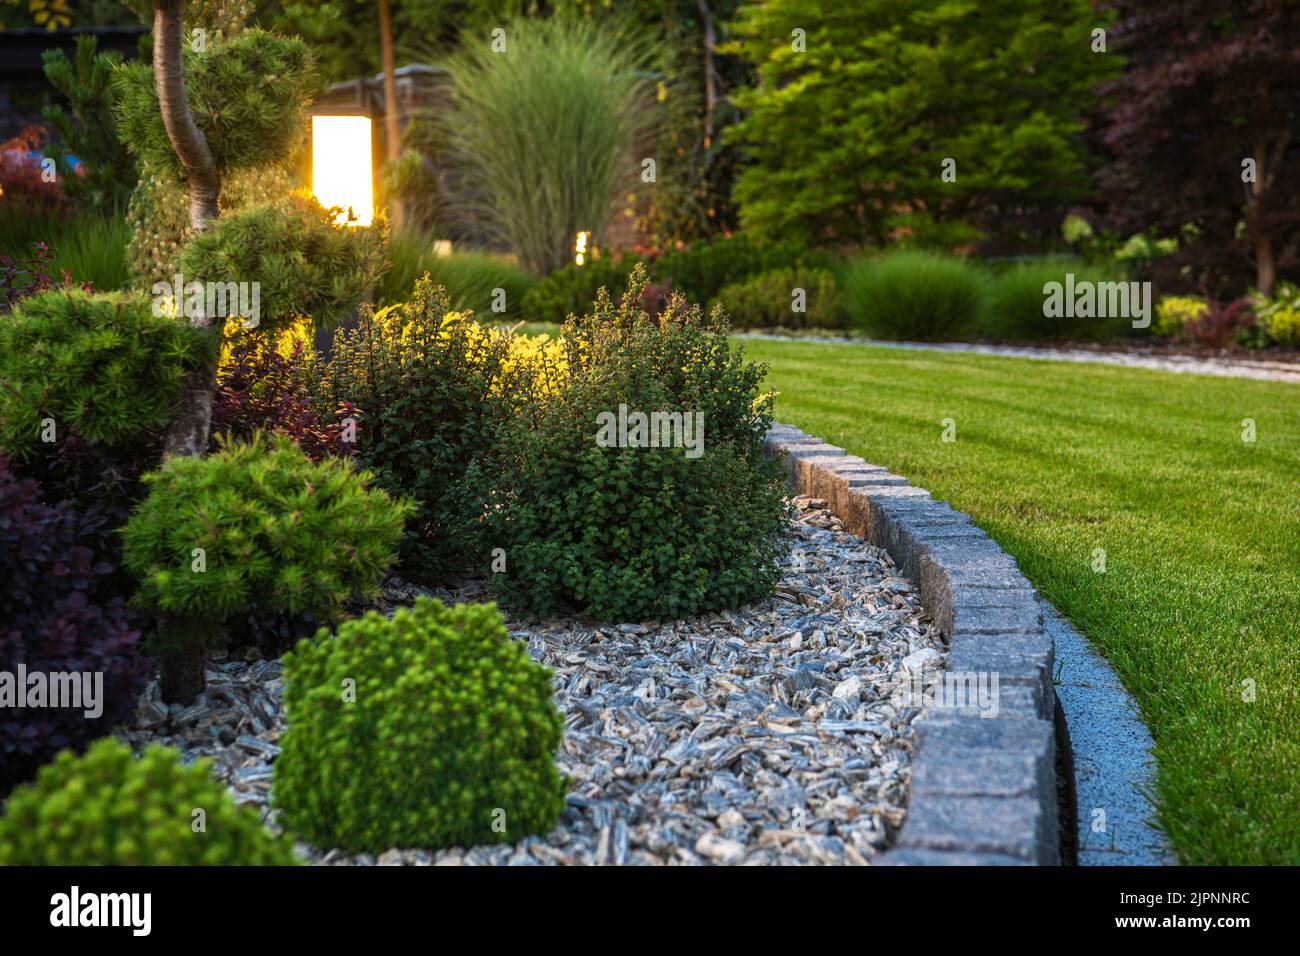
(117, 498), (944, 865)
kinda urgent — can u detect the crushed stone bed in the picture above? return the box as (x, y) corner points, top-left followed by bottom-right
(119, 498), (945, 865)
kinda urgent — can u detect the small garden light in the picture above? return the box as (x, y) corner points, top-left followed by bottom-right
(311, 112), (375, 227)
(574, 230), (590, 266)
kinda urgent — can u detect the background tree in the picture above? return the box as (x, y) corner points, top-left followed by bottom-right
(724, 0), (1117, 249)
(41, 35), (137, 211)
(1095, 0), (1300, 295)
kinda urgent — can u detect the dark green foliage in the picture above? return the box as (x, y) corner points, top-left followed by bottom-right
(521, 254), (641, 325)
(315, 278), (514, 582)
(654, 234), (825, 305)
(121, 432), (411, 635)
(112, 28), (321, 181)
(0, 457), (148, 794)
(41, 33), (136, 211)
(274, 596), (567, 853)
(0, 289), (215, 461)
(178, 196), (385, 334)
(725, 0), (1117, 247)
(378, 232), (536, 317)
(981, 260), (1122, 342)
(715, 267), (844, 329)
(841, 251), (989, 341)
(0, 738), (300, 865)
(488, 265), (790, 621)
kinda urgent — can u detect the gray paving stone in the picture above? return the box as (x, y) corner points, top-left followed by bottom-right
(876, 848), (1033, 866)
(895, 795), (1055, 864)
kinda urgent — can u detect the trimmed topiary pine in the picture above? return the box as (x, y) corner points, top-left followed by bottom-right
(0, 737), (300, 865)
(0, 289), (215, 462)
(178, 194), (386, 334)
(121, 432), (412, 703)
(0, 457), (149, 795)
(112, 27), (320, 183)
(273, 597), (567, 853)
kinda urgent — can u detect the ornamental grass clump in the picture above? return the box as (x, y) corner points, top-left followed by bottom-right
(122, 432), (412, 703)
(841, 250), (989, 341)
(273, 596), (567, 853)
(715, 266), (844, 329)
(487, 264), (790, 621)
(0, 289), (214, 461)
(0, 738), (300, 865)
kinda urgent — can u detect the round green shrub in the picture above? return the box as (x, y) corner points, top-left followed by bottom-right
(274, 596), (567, 852)
(715, 266), (844, 329)
(488, 265), (790, 621)
(0, 737), (300, 865)
(0, 289), (215, 461)
(840, 250), (989, 341)
(981, 259), (1123, 342)
(522, 253), (641, 324)
(122, 431), (412, 632)
(655, 233), (828, 305)
(1265, 304), (1300, 348)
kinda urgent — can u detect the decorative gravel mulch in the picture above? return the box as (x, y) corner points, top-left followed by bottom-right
(118, 497), (946, 865)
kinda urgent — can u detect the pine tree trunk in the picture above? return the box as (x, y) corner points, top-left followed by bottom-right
(158, 633), (206, 705)
(153, 0), (221, 460)
(153, 1), (220, 233)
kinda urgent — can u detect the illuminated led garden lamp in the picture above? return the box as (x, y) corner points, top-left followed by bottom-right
(311, 110), (374, 227)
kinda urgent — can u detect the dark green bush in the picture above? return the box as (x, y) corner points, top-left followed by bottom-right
(715, 267), (845, 329)
(522, 253), (640, 325)
(178, 195), (385, 334)
(654, 233), (826, 305)
(0, 289), (214, 461)
(377, 233), (535, 317)
(121, 432), (411, 642)
(981, 259), (1124, 342)
(840, 251), (989, 341)
(488, 265), (790, 621)
(315, 278), (515, 582)
(0, 738), (300, 865)
(274, 596), (566, 853)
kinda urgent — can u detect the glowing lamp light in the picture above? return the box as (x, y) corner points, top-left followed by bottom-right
(311, 113), (374, 227)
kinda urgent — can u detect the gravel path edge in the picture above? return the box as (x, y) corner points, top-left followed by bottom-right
(765, 423), (1065, 865)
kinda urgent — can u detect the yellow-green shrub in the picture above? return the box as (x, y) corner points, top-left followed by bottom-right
(1154, 295), (1208, 338)
(273, 597), (566, 852)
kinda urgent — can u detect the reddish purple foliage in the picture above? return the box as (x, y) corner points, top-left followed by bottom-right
(212, 337), (361, 462)
(1095, 1), (1300, 295)
(2, 242), (94, 306)
(1186, 295), (1255, 349)
(0, 456), (149, 793)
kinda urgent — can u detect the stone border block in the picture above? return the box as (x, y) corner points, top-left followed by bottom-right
(764, 423), (1064, 866)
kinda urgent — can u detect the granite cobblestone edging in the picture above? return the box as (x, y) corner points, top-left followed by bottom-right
(764, 423), (1069, 866)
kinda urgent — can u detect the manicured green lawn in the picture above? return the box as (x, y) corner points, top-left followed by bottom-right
(742, 339), (1300, 865)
